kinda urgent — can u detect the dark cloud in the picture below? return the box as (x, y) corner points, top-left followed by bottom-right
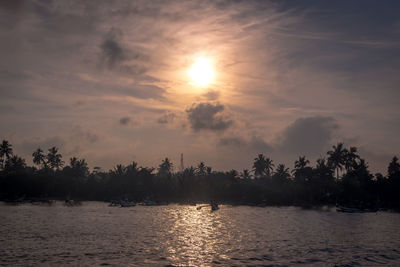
(280, 116), (338, 156)
(100, 29), (125, 70)
(99, 28), (148, 75)
(119, 117), (131, 125)
(186, 102), (233, 132)
(157, 111), (175, 124)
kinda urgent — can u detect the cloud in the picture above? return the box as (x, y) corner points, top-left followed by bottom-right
(99, 28), (149, 76)
(186, 102), (233, 132)
(218, 135), (273, 152)
(279, 116), (338, 156)
(70, 126), (100, 144)
(0, 0), (24, 14)
(218, 136), (246, 147)
(19, 136), (66, 155)
(157, 111), (175, 124)
(100, 29), (126, 70)
(202, 90), (220, 101)
(0, 104), (14, 113)
(119, 117), (131, 125)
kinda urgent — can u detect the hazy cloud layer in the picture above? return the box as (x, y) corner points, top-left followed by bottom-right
(0, 0), (399, 172)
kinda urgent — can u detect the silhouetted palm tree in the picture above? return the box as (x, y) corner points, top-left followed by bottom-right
(46, 147), (64, 170)
(240, 169), (252, 179)
(273, 164), (290, 182)
(327, 143), (346, 180)
(68, 157), (89, 177)
(112, 164), (126, 176)
(344, 146), (360, 172)
(227, 169), (238, 178)
(196, 162), (206, 176)
(32, 148), (46, 169)
(206, 166), (212, 175)
(4, 155), (26, 172)
(253, 154), (266, 177)
(315, 158), (334, 178)
(252, 154), (274, 177)
(158, 157), (173, 177)
(0, 140), (13, 169)
(293, 156), (310, 174)
(388, 156), (400, 179)
(265, 158), (274, 177)
(125, 161), (139, 175)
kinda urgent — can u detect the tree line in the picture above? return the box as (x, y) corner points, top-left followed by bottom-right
(0, 139), (399, 208)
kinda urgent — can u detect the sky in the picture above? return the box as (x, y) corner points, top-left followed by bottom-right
(1, 0), (399, 173)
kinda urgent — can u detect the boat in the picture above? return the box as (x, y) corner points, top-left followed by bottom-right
(119, 201), (136, 207)
(211, 203), (219, 211)
(64, 199), (82, 206)
(336, 204), (378, 213)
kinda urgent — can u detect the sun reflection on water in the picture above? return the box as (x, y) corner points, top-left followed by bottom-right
(165, 205), (229, 266)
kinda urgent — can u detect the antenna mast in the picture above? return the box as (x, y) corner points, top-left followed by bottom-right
(180, 153), (184, 172)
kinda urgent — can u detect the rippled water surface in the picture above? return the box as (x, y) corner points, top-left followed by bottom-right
(1, 202), (400, 266)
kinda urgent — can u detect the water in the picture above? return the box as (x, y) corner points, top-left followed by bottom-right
(1, 202), (400, 266)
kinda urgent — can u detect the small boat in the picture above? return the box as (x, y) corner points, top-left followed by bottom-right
(108, 200), (121, 207)
(211, 203), (219, 211)
(64, 199), (82, 206)
(336, 204), (378, 213)
(119, 201), (136, 207)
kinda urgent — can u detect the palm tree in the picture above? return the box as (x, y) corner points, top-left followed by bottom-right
(293, 156), (310, 174)
(388, 156), (400, 179)
(32, 148), (46, 169)
(253, 154), (266, 177)
(157, 157), (173, 177)
(206, 166), (212, 175)
(0, 140), (13, 169)
(327, 143), (347, 180)
(125, 161), (139, 175)
(265, 157), (274, 177)
(69, 157), (89, 177)
(4, 155), (26, 171)
(344, 146), (360, 172)
(252, 154), (274, 178)
(196, 162), (206, 176)
(293, 156), (311, 183)
(316, 158), (327, 169)
(273, 164), (290, 182)
(46, 146), (64, 170)
(112, 164), (126, 176)
(240, 169), (252, 179)
(315, 158), (334, 177)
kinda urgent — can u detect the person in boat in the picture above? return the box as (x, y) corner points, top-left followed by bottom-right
(210, 200), (219, 211)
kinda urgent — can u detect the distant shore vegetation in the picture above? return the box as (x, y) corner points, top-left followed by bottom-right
(0, 139), (399, 209)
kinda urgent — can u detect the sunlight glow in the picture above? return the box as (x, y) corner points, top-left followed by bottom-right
(188, 58), (214, 86)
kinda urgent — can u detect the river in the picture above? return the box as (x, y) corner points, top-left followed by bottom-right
(1, 202), (399, 266)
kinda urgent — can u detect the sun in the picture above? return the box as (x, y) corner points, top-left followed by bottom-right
(188, 57), (214, 86)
